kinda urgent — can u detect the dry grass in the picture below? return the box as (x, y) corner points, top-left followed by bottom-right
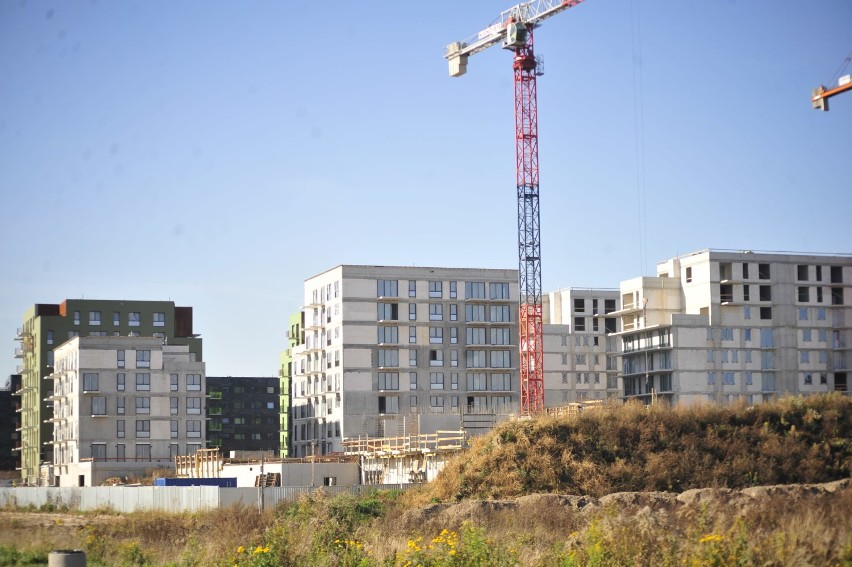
(421, 393), (851, 501)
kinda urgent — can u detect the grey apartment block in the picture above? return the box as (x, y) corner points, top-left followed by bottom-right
(542, 288), (621, 405)
(613, 250), (852, 405)
(48, 336), (205, 487)
(290, 265), (520, 458)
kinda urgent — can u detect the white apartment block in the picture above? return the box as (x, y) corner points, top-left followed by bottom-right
(542, 288), (621, 405)
(290, 265), (520, 458)
(613, 250), (852, 405)
(47, 336), (205, 486)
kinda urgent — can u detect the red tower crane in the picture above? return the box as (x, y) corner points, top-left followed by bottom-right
(445, 1), (588, 416)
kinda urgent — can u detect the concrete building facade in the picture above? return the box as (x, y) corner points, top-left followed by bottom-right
(613, 250), (852, 405)
(48, 336), (206, 487)
(14, 300), (201, 484)
(542, 288), (621, 405)
(290, 265), (520, 458)
(206, 376), (279, 455)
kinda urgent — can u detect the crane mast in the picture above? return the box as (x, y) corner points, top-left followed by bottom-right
(446, 1), (586, 415)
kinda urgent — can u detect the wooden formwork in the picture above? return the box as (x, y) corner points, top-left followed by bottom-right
(175, 448), (223, 478)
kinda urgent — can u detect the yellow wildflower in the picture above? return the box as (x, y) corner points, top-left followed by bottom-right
(236, 546), (244, 554)
(699, 534), (724, 544)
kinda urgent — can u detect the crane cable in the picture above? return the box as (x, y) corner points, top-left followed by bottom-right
(826, 51), (852, 87)
(631, 0), (648, 275)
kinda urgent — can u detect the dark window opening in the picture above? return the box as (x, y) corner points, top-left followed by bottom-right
(759, 285), (772, 302)
(758, 263), (771, 280)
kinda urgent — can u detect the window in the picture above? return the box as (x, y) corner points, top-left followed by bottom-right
(720, 284), (733, 303)
(758, 263), (771, 280)
(187, 397), (201, 414)
(377, 303), (399, 321)
(723, 372), (735, 385)
(187, 420), (202, 438)
(490, 282), (510, 299)
(117, 397), (125, 415)
(466, 282), (486, 299)
(429, 304), (443, 321)
(803, 328), (812, 342)
(744, 328), (752, 341)
(187, 374), (201, 391)
(378, 395), (399, 414)
(707, 372), (716, 385)
(89, 311), (101, 326)
(153, 312), (165, 327)
(135, 444), (151, 460)
(490, 305), (510, 322)
(72, 310), (81, 325)
(574, 317), (586, 332)
(465, 304), (486, 322)
(685, 267), (693, 283)
(408, 303), (417, 321)
(378, 326), (399, 344)
(170, 374), (179, 391)
(116, 373), (125, 391)
(745, 371), (753, 385)
(46, 330), (54, 345)
(409, 372), (417, 390)
(408, 280), (417, 297)
(760, 307), (772, 320)
(170, 397), (178, 415)
(575, 354), (587, 365)
(797, 265), (808, 281)
(450, 327), (458, 344)
(801, 351), (810, 363)
(429, 349), (444, 367)
(91, 396), (106, 415)
(759, 285), (772, 301)
(430, 372), (444, 390)
(135, 373), (150, 391)
(136, 420), (150, 438)
(429, 327), (443, 344)
(451, 373), (459, 390)
(83, 373), (99, 391)
(574, 298), (585, 313)
(430, 396), (444, 413)
(171, 420), (179, 439)
(378, 372), (399, 390)
(450, 281), (457, 298)
(409, 326), (416, 344)
(116, 419), (125, 439)
(744, 306), (751, 320)
(449, 304), (458, 321)
(831, 287), (844, 305)
(743, 285), (750, 301)
(491, 373), (511, 391)
(135, 397), (150, 415)
(450, 350), (458, 367)
(818, 328), (828, 342)
(136, 350), (151, 368)
(378, 349), (399, 367)
(490, 351), (511, 368)
(803, 373), (813, 385)
(721, 328), (733, 341)
(128, 312), (141, 327)
(466, 350), (486, 368)
(818, 308), (826, 320)
(429, 281), (443, 298)
(562, 372), (568, 384)
(377, 279), (398, 297)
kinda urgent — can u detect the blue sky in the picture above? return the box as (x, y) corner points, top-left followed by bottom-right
(1, 0), (850, 383)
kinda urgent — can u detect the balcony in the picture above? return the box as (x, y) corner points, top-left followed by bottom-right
(14, 348), (24, 358)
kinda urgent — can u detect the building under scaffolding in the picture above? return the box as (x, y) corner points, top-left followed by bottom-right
(343, 430), (466, 485)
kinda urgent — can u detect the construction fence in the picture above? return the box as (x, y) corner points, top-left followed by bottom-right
(0, 484), (409, 514)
